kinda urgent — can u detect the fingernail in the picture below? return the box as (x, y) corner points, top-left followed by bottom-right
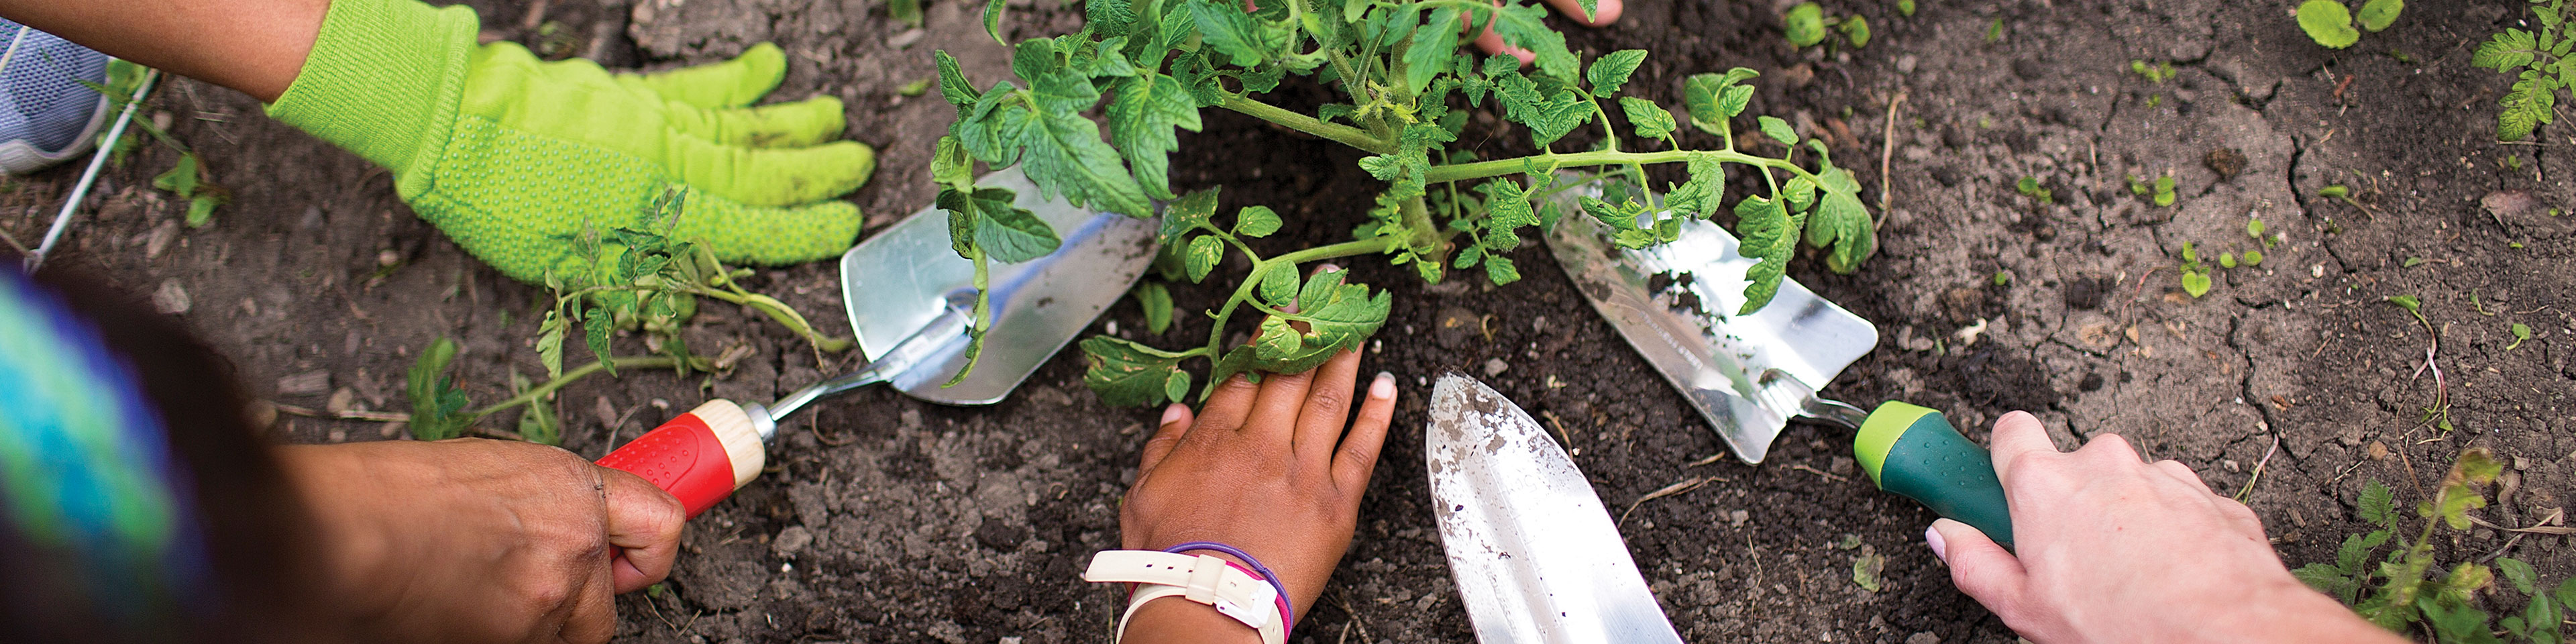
(1160, 403), (1189, 426)
(1923, 525), (1949, 564)
(1369, 372), (1396, 399)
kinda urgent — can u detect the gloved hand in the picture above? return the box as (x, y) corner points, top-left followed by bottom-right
(266, 0), (873, 286)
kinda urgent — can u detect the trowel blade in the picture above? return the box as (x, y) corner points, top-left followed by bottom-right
(1542, 187), (1877, 464)
(838, 166), (1159, 405)
(1426, 374), (1686, 644)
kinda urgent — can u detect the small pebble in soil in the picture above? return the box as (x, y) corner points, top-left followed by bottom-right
(376, 250), (400, 267)
(773, 525), (812, 557)
(152, 279), (191, 315)
(1727, 510), (1750, 527)
(1483, 358), (1509, 377)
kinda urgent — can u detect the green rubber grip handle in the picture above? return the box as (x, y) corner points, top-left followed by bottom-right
(1853, 401), (2014, 548)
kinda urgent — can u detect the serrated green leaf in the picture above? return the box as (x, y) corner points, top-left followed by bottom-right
(1248, 270), (1392, 374)
(1758, 115), (1797, 145)
(1483, 253), (1521, 285)
(973, 193), (1061, 263)
(1478, 178), (1538, 250)
(1235, 205), (1282, 237)
(1079, 335), (1191, 407)
(2293, 563), (2351, 596)
(1258, 262), (1299, 305)
(2359, 479), (2396, 526)
(1185, 235), (1224, 282)
(582, 305), (616, 375)
(1735, 195), (1800, 314)
(1014, 76), (1153, 217)
(1784, 2), (1827, 48)
(1108, 72), (1202, 200)
(1619, 96), (1678, 138)
(2498, 557), (2539, 595)
(1193, 0), (1287, 67)
(1809, 167), (1876, 274)
(2475, 30), (2538, 70)
(1587, 50), (1648, 97)
(1720, 84), (1754, 119)
(936, 50), (981, 107)
(2499, 73), (2556, 141)
(1137, 280), (1173, 333)
(1403, 7), (1462, 94)
(537, 311), (566, 379)
(1482, 2), (1577, 80)
(154, 150), (198, 197)
(1662, 154), (1725, 217)
(2356, 0), (2401, 32)
(932, 136), (974, 190)
(1160, 188), (1220, 244)
(2298, 0), (2359, 49)
(508, 372), (561, 445)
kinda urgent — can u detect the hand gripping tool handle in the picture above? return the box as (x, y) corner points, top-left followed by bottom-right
(1853, 401), (2015, 549)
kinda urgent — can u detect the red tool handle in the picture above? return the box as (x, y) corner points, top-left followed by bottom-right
(597, 400), (767, 518)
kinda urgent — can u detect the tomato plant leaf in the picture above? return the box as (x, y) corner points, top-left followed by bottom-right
(972, 192), (1061, 263)
(983, 0), (1009, 44)
(1758, 115), (1797, 145)
(1587, 49), (1648, 97)
(1108, 72), (1203, 199)
(1234, 205), (1282, 237)
(1403, 8), (1462, 94)
(1619, 96), (1677, 139)
(1483, 253), (1521, 285)
(1258, 262), (1299, 305)
(1185, 235), (1224, 282)
(1809, 166), (1876, 274)
(1080, 335), (1191, 407)
(1136, 280), (1174, 333)
(1734, 195), (1799, 315)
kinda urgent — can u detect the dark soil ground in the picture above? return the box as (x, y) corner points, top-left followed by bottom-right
(5, 0), (2571, 642)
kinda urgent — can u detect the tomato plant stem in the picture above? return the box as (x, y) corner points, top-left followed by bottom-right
(1221, 94), (1398, 155)
(1197, 238), (1393, 366)
(470, 356), (683, 417)
(1424, 150), (1821, 186)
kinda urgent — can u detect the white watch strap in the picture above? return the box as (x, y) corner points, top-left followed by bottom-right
(1085, 551), (1286, 644)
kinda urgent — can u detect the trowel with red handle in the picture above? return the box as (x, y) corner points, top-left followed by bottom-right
(595, 166), (1160, 517)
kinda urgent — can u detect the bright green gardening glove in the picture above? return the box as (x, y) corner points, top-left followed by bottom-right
(266, 0), (874, 286)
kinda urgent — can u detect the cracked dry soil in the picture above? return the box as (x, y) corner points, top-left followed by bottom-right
(3, 0), (2570, 642)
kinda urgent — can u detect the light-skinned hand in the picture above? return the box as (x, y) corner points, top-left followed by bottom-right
(1114, 327), (1398, 643)
(280, 438), (686, 644)
(1929, 411), (2404, 644)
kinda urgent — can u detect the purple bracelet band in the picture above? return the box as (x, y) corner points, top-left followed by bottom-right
(1164, 541), (1293, 629)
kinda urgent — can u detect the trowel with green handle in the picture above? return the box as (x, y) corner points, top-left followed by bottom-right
(1543, 184), (2015, 547)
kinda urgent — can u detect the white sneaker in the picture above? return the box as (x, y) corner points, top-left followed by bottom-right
(0, 18), (111, 175)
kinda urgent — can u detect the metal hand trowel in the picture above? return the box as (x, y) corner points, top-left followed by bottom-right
(1544, 186), (2015, 546)
(596, 166), (1159, 520)
(1428, 374), (1686, 644)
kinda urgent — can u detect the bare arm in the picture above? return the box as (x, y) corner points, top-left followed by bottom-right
(0, 0), (325, 102)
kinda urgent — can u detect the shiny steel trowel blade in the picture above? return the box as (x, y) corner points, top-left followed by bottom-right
(1543, 189), (1876, 464)
(1426, 374), (1686, 644)
(838, 166), (1159, 405)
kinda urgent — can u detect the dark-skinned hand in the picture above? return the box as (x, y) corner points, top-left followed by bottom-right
(1114, 264), (1400, 643)
(279, 438), (686, 644)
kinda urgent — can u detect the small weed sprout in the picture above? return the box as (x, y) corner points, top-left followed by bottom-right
(2014, 176), (2053, 203)
(1782, 2), (1870, 49)
(2298, 0), (2403, 50)
(2294, 449), (2574, 641)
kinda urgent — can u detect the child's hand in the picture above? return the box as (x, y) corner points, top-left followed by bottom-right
(1115, 347), (1399, 635)
(1931, 413), (2404, 644)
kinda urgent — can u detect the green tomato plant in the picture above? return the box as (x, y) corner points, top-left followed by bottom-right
(928, 0), (1880, 407)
